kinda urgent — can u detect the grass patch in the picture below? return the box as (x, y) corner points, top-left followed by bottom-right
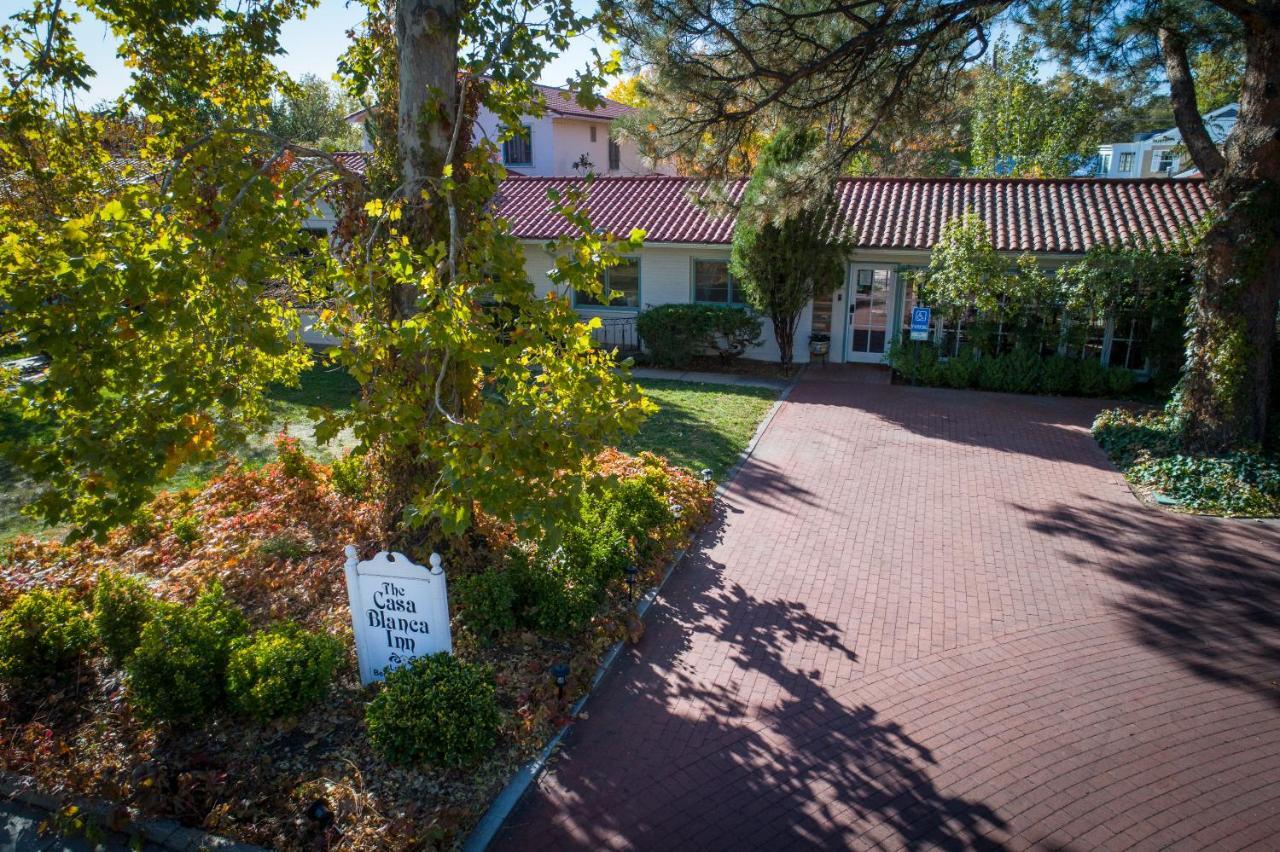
(626, 379), (779, 479)
(0, 368), (776, 542)
(0, 362), (359, 542)
(1094, 406), (1280, 517)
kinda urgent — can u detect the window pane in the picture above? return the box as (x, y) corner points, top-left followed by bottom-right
(504, 127), (532, 165)
(694, 260), (730, 303)
(577, 258), (639, 308)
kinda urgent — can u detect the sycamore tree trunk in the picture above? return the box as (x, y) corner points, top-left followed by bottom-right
(1163, 24), (1280, 451)
(379, 0), (461, 534)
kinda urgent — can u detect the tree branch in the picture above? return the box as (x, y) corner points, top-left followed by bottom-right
(1158, 27), (1226, 180)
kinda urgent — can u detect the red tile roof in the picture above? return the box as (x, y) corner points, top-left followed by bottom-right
(343, 82), (635, 125)
(534, 83), (635, 121)
(494, 175), (1212, 254)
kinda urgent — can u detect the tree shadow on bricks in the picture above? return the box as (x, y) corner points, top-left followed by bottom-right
(1021, 499), (1280, 708)
(789, 380), (1117, 472)
(722, 456), (824, 515)
(496, 506), (1008, 851)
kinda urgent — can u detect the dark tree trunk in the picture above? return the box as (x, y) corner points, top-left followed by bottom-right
(772, 310), (797, 368)
(1164, 22), (1280, 450)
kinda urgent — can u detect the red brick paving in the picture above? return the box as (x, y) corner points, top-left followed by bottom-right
(494, 376), (1280, 851)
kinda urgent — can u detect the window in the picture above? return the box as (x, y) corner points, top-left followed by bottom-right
(1097, 153), (1111, 176)
(1157, 150), (1176, 174)
(608, 137), (621, 171)
(503, 125), (532, 165)
(1118, 152), (1135, 173)
(590, 125), (597, 143)
(575, 257), (640, 309)
(1105, 314), (1149, 371)
(692, 259), (745, 305)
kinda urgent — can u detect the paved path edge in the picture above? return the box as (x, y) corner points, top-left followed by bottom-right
(0, 771), (265, 851)
(462, 372), (799, 852)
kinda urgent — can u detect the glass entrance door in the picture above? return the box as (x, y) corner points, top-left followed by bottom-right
(846, 266), (894, 362)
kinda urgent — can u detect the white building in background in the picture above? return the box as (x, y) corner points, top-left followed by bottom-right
(344, 82), (675, 178)
(1094, 102), (1237, 179)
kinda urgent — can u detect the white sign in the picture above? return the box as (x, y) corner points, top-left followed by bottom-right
(343, 545), (453, 686)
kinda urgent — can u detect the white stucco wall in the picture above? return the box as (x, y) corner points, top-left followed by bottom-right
(522, 242), (811, 363)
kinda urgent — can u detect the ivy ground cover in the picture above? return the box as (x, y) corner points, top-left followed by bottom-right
(1094, 406), (1280, 517)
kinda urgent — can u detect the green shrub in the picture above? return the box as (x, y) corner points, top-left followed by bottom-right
(975, 355), (1001, 391)
(887, 340), (942, 386)
(635, 304), (763, 368)
(258, 532), (310, 560)
(940, 350), (982, 389)
(0, 590), (94, 684)
(330, 453), (371, 500)
(275, 433), (317, 480)
(453, 569), (518, 644)
(92, 570), (156, 664)
(1076, 358), (1109, 396)
(172, 513), (201, 545)
(1040, 356), (1079, 396)
(226, 623), (342, 720)
(1105, 366), (1136, 398)
(580, 474), (670, 564)
(365, 653), (500, 767)
(126, 584), (249, 722)
(509, 548), (603, 637)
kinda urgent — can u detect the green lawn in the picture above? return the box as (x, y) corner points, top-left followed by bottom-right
(622, 379), (779, 478)
(0, 368), (777, 542)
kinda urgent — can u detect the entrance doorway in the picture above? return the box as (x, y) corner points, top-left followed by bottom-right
(845, 265), (896, 363)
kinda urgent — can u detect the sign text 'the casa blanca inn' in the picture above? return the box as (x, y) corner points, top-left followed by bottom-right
(343, 546), (453, 685)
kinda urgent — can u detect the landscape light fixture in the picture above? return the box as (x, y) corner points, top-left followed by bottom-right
(551, 662), (570, 701)
(305, 799), (334, 829)
(624, 564), (639, 601)
(700, 468), (713, 483)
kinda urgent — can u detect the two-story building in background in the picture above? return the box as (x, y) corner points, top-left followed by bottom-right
(1093, 102), (1237, 179)
(344, 82), (675, 177)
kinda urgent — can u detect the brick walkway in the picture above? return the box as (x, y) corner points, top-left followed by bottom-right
(494, 376), (1280, 851)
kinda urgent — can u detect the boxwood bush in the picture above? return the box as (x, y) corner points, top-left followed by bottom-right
(453, 568), (519, 644)
(0, 589), (94, 684)
(636, 304), (762, 368)
(126, 583), (249, 722)
(93, 570), (156, 665)
(888, 340), (1137, 398)
(365, 653), (500, 767)
(226, 622), (342, 720)
(457, 470), (677, 642)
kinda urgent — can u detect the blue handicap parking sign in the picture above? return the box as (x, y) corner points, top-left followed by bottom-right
(910, 306), (932, 341)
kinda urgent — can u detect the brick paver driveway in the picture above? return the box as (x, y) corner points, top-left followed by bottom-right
(495, 374), (1280, 851)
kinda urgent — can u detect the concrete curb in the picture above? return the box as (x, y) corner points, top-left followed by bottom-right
(0, 772), (264, 851)
(462, 370), (800, 852)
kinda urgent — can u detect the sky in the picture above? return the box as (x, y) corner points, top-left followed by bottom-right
(66, 0), (612, 105)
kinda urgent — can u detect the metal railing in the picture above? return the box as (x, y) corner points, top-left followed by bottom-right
(590, 315), (640, 353)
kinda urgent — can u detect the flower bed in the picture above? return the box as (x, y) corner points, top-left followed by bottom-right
(0, 440), (713, 849)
